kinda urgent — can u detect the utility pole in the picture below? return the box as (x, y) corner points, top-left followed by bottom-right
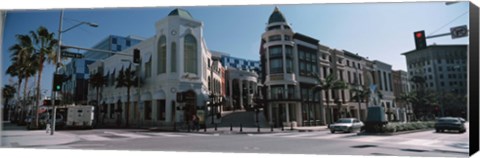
(51, 10), (64, 135)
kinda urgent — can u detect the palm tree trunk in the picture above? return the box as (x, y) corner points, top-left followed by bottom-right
(16, 79), (22, 123)
(24, 77), (29, 115)
(35, 59), (43, 128)
(126, 87), (130, 127)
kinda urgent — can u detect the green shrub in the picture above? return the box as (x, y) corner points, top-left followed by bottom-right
(378, 121), (434, 133)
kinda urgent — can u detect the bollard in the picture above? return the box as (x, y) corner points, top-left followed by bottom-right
(240, 124), (243, 132)
(215, 123), (217, 131)
(204, 125), (207, 132)
(230, 123), (233, 131)
(270, 125), (273, 132)
(291, 123), (294, 130)
(257, 125), (260, 132)
(188, 125), (191, 132)
(282, 124), (284, 131)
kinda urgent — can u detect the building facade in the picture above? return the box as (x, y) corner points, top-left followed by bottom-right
(392, 70), (411, 122)
(87, 8), (226, 128)
(62, 35), (143, 105)
(402, 45), (468, 118)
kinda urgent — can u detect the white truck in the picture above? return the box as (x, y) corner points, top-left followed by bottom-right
(65, 105), (95, 129)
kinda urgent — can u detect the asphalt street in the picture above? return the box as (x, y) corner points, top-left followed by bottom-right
(37, 127), (469, 157)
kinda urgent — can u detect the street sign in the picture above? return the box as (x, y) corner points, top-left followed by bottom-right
(450, 25), (468, 39)
(62, 51), (84, 58)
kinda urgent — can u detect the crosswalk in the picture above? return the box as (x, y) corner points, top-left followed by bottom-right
(248, 131), (394, 143)
(77, 131), (215, 142)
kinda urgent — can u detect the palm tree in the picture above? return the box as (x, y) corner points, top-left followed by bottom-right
(3, 85), (17, 120)
(350, 85), (370, 121)
(115, 64), (138, 127)
(30, 26), (58, 127)
(89, 71), (106, 125)
(312, 73), (348, 124)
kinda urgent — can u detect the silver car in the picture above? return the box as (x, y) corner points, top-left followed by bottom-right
(329, 118), (364, 133)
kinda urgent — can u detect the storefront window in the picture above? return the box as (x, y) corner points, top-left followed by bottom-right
(157, 100), (166, 121)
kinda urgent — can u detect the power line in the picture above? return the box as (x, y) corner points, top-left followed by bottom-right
(428, 11), (468, 36)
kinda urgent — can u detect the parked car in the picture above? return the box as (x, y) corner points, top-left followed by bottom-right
(329, 118), (364, 133)
(457, 117), (466, 123)
(27, 113), (65, 130)
(434, 117), (466, 133)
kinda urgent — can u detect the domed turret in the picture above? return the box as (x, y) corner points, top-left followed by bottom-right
(268, 7), (287, 24)
(168, 8), (194, 19)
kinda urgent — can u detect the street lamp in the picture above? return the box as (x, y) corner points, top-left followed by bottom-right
(50, 10), (98, 135)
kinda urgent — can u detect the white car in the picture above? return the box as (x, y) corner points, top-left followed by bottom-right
(329, 118), (364, 133)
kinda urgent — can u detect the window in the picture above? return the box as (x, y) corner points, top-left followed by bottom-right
(269, 35), (282, 42)
(267, 25), (281, 30)
(145, 56), (152, 78)
(184, 34), (198, 74)
(346, 60), (350, 67)
(347, 71), (351, 83)
(286, 59), (293, 73)
(429, 75), (432, 79)
(171, 42), (176, 72)
(288, 85), (295, 99)
(428, 67), (431, 72)
(271, 86), (284, 99)
(126, 40), (131, 46)
(270, 58), (283, 74)
(440, 82), (444, 87)
(430, 82), (433, 87)
(112, 38), (117, 44)
(438, 67), (442, 71)
(157, 100), (166, 121)
(284, 35), (291, 41)
(440, 74), (443, 79)
(157, 35), (167, 74)
(116, 45), (122, 51)
(285, 46), (293, 59)
(144, 101), (152, 120)
(269, 46), (282, 58)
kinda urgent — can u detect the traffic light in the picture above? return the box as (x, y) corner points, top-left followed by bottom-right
(414, 30), (427, 50)
(53, 74), (64, 92)
(133, 48), (140, 64)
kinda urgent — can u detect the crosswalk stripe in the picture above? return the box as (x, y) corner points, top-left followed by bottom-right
(78, 135), (112, 141)
(283, 132), (327, 138)
(104, 132), (150, 138)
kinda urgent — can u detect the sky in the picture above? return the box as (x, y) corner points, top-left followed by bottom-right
(1, 1), (470, 97)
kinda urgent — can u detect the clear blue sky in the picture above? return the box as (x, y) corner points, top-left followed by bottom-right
(1, 2), (469, 96)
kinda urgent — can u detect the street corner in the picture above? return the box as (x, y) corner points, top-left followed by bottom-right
(2, 131), (82, 148)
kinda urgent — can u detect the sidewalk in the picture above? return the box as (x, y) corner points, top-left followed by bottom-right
(2, 121), (81, 147)
(149, 124), (329, 134)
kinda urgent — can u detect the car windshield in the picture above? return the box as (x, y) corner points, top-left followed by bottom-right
(336, 119), (353, 123)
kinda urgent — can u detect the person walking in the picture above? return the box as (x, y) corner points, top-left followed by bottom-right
(192, 114), (199, 132)
(45, 112), (51, 134)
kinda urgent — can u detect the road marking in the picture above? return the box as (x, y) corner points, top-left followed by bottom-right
(283, 132), (326, 138)
(104, 132), (150, 138)
(78, 135), (112, 141)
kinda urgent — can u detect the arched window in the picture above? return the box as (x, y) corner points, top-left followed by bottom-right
(157, 35), (167, 74)
(184, 34), (197, 74)
(171, 42), (177, 72)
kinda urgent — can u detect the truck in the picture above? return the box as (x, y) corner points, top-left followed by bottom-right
(65, 105), (95, 129)
(363, 106), (388, 133)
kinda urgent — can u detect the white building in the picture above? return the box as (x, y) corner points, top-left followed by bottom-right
(87, 8), (224, 128)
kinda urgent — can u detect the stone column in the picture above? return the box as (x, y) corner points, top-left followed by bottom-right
(296, 103), (302, 127)
(268, 103), (273, 125)
(239, 80), (243, 109)
(285, 103), (290, 123)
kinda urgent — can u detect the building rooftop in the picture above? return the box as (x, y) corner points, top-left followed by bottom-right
(401, 44), (467, 56)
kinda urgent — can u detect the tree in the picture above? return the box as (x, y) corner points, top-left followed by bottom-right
(115, 64), (137, 127)
(30, 26), (58, 128)
(89, 71), (106, 125)
(312, 73), (348, 124)
(350, 85), (370, 121)
(3, 85), (17, 120)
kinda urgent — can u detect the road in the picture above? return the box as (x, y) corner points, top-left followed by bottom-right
(33, 126), (469, 157)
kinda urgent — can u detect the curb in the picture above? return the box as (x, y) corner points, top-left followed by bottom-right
(357, 129), (433, 136)
(433, 149), (469, 154)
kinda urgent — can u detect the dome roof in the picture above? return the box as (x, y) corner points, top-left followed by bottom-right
(168, 8), (193, 19)
(268, 7), (287, 24)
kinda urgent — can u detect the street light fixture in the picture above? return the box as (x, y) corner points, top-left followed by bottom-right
(50, 10), (98, 135)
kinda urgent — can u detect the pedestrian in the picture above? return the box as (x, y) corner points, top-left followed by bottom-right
(45, 112), (51, 134)
(192, 114), (199, 132)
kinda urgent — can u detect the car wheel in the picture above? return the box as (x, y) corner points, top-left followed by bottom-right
(436, 129), (440, 133)
(330, 130), (335, 133)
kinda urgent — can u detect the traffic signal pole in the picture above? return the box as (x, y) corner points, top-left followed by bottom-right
(51, 10), (64, 135)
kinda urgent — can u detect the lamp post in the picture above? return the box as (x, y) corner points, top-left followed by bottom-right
(51, 10), (98, 135)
